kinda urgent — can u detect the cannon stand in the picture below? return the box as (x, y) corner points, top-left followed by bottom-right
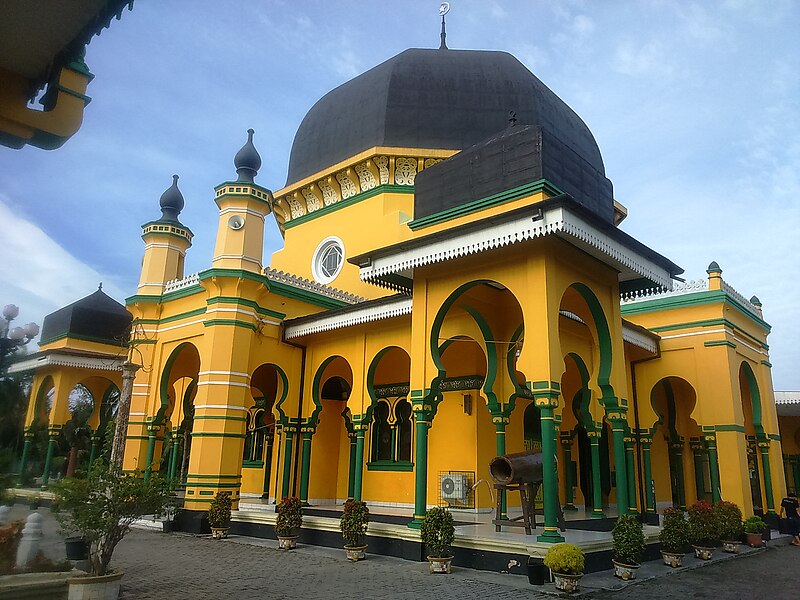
(492, 481), (566, 535)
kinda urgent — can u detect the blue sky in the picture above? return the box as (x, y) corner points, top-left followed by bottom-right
(0, 0), (798, 388)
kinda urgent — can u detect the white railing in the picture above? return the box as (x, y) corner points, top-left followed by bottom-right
(163, 272), (200, 294)
(620, 278), (707, 303)
(263, 268), (365, 304)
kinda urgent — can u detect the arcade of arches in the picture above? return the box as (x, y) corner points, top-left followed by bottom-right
(9, 44), (790, 543)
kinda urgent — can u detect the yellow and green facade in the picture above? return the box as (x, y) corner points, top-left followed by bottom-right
(12, 45), (791, 543)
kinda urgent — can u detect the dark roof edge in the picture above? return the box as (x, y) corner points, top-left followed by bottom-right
(283, 293), (410, 329)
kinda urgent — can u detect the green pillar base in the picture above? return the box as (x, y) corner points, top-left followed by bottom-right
(537, 529), (566, 543)
(301, 501), (310, 507)
(407, 517), (424, 529)
(590, 509), (606, 519)
(562, 504), (578, 512)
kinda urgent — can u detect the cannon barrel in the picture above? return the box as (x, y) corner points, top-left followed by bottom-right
(488, 451), (543, 485)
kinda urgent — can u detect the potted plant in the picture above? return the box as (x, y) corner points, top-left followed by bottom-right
(50, 462), (174, 600)
(207, 491), (232, 539)
(715, 501), (744, 553)
(421, 506), (455, 573)
(612, 514), (645, 580)
(687, 500), (719, 559)
(659, 507), (689, 567)
(340, 500), (369, 561)
(275, 496), (303, 549)
(744, 515), (766, 547)
(543, 543), (585, 593)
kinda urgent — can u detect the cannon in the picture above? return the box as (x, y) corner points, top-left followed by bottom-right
(488, 451), (565, 535)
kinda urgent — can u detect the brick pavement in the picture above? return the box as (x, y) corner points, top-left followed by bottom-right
(4, 505), (798, 599)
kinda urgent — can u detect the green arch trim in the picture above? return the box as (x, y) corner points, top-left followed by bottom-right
(33, 375), (55, 427)
(568, 282), (615, 405)
(504, 324), (526, 414)
(310, 356), (351, 426)
(158, 342), (200, 427)
(740, 361), (764, 436)
(366, 346), (410, 425)
(253, 364), (290, 427)
(461, 305), (499, 413)
(567, 352), (594, 429)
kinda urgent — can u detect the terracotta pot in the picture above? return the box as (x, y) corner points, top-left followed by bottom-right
(692, 545), (714, 560)
(344, 545), (367, 561)
(612, 560), (639, 580)
(746, 532), (763, 547)
(552, 572), (582, 593)
(277, 535), (298, 550)
(211, 527), (229, 540)
(67, 571), (124, 600)
(661, 551), (683, 568)
(721, 540), (740, 553)
(427, 555), (454, 574)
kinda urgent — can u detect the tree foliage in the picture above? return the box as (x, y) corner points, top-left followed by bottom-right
(51, 462), (175, 576)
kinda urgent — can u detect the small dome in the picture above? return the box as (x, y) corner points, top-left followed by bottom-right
(234, 129), (262, 182)
(707, 261), (721, 273)
(750, 295), (762, 307)
(159, 175), (184, 222)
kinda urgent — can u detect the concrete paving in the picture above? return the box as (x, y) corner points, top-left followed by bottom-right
(3, 505), (798, 599)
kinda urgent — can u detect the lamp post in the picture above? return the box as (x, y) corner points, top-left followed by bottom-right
(0, 304), (39, 375)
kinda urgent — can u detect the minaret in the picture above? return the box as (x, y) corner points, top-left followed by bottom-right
(211, 129), (272, 273)
(137, 175), (194, 295)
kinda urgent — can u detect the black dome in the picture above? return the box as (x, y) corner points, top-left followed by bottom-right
(40, 288), (132, 347)
(286, 48), (605, 186)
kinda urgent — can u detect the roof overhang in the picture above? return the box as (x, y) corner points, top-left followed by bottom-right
(350, 195), (682, 292)
(7, 349), (124, 374)
(776, 392), (800, 417)
(284, 295), (412, 339)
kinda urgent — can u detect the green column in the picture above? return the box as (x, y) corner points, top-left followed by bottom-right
(609, 416), (630, 516)
(691, 442), (705, 503)
(641, 437), (655, 516)
(87, 435), (100, 470)
(298, 427), (314, 505)
(353, 428), (366, 502)
(408, 408), (431, 529)
(589, 430), (606, 519)
(624, 437), (637, 514)
(347, 434), (357, 500)
(560, 432), (576, 511)
(793, 457), (800, 494)
(280, 427), (294, 499)
(705, 434), (721, 504)
(537, 396), (565, 543)
(671, 441), (686, 509)
(758, 440), (776, 514)
(494, 418), (507, 518)
(169, 432), (181, 479)
(144, 428), (157, 482)
(41, 432), (58, 487)
(16, 430), (33, 486)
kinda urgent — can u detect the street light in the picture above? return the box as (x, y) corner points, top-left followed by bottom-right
(0, 303), (39, 373)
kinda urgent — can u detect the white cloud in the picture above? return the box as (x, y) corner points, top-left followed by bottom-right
(0, 195), (127, 344)
(612, 40), (674, 78)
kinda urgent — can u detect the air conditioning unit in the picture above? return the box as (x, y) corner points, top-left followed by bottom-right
(440, 473), (468, 501)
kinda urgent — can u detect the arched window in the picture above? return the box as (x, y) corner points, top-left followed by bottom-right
(368, 397), (413, 470)
(396, 399), (412, 462)
(243, 408), (267, 465)
(371, 402), (392, 462)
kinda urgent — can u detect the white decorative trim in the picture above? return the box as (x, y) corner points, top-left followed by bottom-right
(129, 412), (147, 416)
(660, 328), (727, 341)
(359, 206), (673, 289)
(721, 280), (762, 317)
(621, 278), (707, 303)
(144, 242), (187, 256)
(164, 273), (200, 293)
(199, 370), (250, 378)
(285, 297), (413, 339)
(206, 307), (258, 319)
(775, 392), (800, 405)
(132, 392), (149, 396)
(196, 381), (251, 388)
(218, 206), (267, 221)
(263, 267), (364, 304)
(152, 319), (206, 333)
(7, 352), (124, 374)
(194, 404), (248, 411)
(137, 282), (165, 290)
(212, 254), (263, 266)
(621, 323), (658, 354)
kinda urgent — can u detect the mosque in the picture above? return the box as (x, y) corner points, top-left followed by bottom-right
(11, 35), (797, 553)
